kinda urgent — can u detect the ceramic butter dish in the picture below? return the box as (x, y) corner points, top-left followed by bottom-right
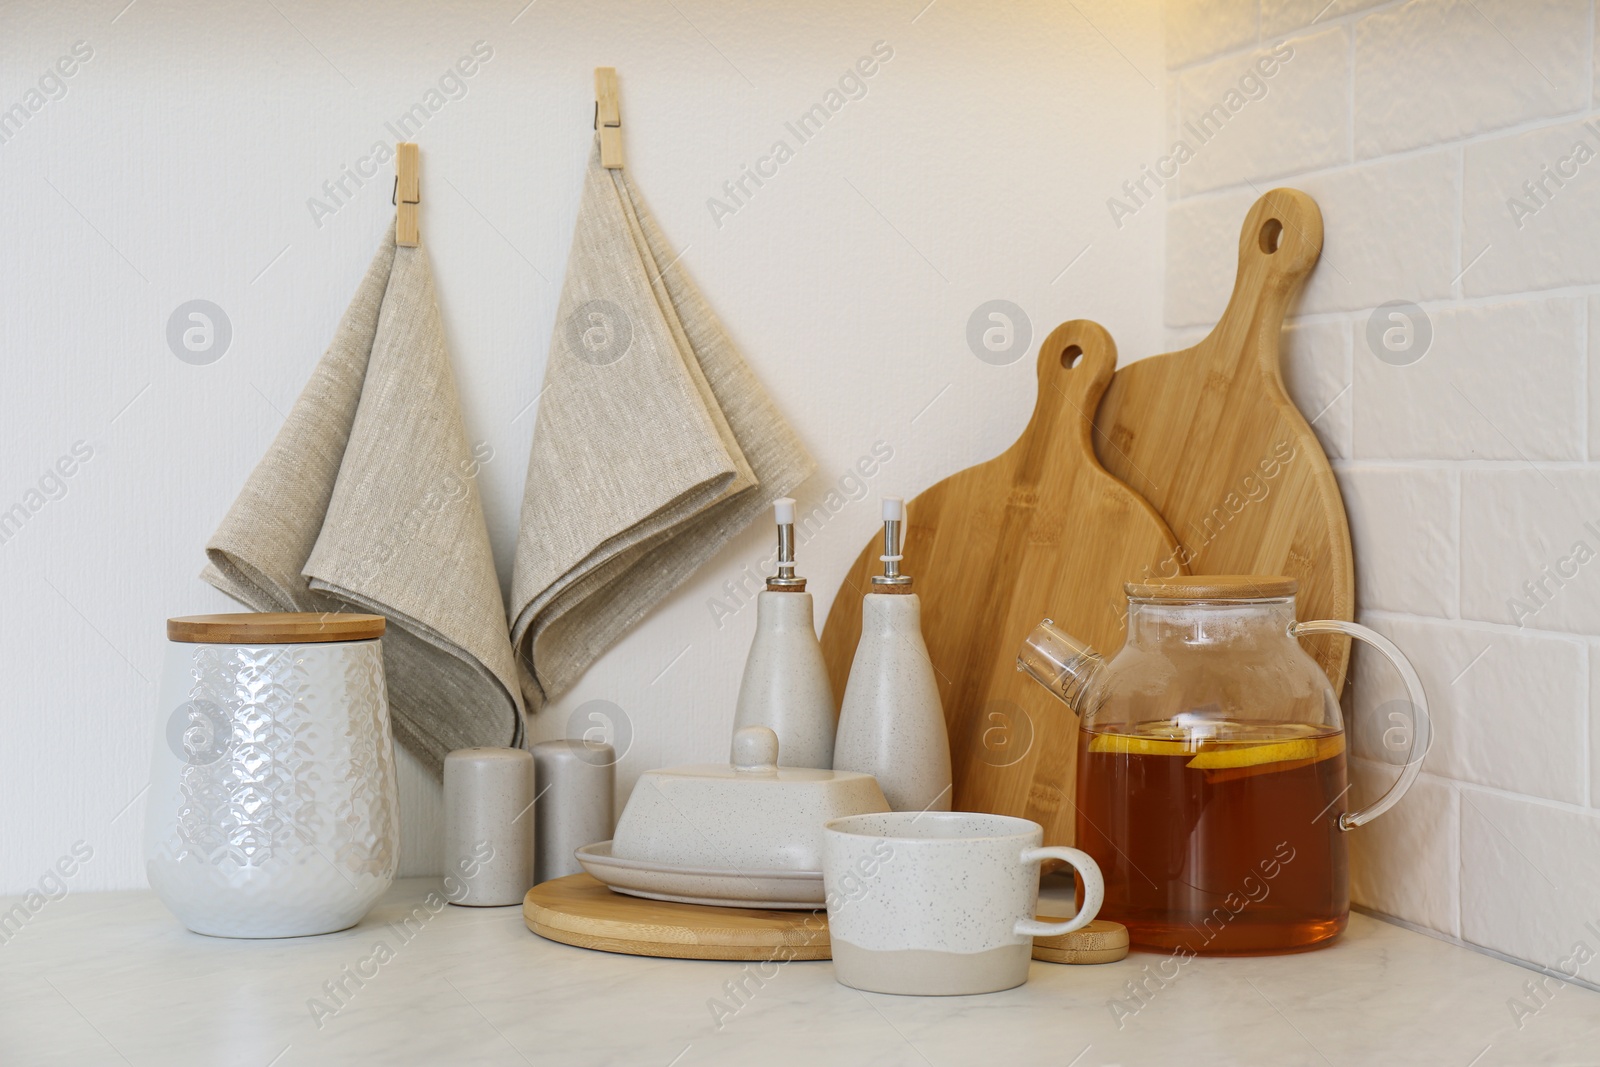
(610, 727), (888, 872)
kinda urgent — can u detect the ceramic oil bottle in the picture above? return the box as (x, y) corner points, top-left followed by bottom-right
(832, 497), (952, 812)
(731, 498), (836, 769)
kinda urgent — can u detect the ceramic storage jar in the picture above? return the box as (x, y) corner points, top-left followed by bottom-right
(146, 613), (399, 938)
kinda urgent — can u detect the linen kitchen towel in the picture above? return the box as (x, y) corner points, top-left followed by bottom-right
(510, 141), (814, 709)
(203, 224), (524, 774)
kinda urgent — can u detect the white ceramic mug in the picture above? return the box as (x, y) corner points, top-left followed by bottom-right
(822, 811), (1103, 996)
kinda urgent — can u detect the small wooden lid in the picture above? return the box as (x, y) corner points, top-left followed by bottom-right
(1032, 918), (1130, 965)
(1124, 575), (1298, 600)
(167, 612), (385, 644)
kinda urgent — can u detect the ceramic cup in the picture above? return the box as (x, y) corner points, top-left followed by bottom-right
(821, 811), (1103, 995)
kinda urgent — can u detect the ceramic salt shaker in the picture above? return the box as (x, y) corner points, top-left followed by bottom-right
(532, 739), (615, 883)
(730, 497), (836, 768)
(833, 498), (953, 812)
(443, 748), (537, 906)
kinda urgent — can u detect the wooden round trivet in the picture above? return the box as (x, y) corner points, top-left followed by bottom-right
(523, 873), (831, 961)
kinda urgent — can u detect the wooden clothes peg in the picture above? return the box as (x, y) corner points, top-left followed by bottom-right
(395, 142), (420, 246)
(595, 68), (623, 169)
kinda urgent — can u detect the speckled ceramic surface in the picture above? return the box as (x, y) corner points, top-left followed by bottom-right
(444, 747), (536, 906)
(611, 727), (888, 872)
(145, 639), (399, 938)
(575, 842), (824, 909)
(822, 811), (1103, 995)
(833, 593), (952, 812)
(732, 591), (836, 769)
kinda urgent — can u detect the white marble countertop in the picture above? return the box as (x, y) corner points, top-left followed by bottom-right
(2, 877), (1595, 1066)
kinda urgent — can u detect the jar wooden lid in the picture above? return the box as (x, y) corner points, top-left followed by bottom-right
(167, 612), (386, 644)
(1124, 575), (1298, 600)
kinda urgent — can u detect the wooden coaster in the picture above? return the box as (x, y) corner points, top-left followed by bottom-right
(526, 873), (1124, 965)
(1032, 918), (1129, 964)
(523, 873), (831, 961)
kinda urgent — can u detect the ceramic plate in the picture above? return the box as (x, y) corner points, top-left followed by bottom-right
(576, 842), (825, 910)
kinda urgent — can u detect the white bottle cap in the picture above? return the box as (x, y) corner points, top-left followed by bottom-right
(773, 497), (796, 525)
(882, 497), (905, 522)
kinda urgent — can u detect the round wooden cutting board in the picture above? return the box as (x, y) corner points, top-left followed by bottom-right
(819, 323), (1185, 849)
(1091, 188), (1354, 690)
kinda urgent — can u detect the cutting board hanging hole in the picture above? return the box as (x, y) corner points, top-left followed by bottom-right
(1060, 344), (1083, 369)
(1259, 217), (1283, 254)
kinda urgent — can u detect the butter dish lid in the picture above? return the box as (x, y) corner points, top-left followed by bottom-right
(610, 727), (890, 872)
(647, 726), (856, 783)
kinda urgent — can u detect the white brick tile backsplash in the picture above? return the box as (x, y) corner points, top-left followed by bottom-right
(1354, 0), (1590, 158)
(1296, 152), (1459, 316)
(1283, 319), (1352, 459)
(1353, 298), (1583, 461)
(1590, 296), (1600, 462)
(1348, 769), (1459, 937)
(1462, 117), (1600, 297)
(1165, 153), (1458, 325)
(1166, 0), (1257, 69)
(1261, 0), (1386, 39)
(1166, 0), (1598, 977)
(1175, 28), (1350, 195)
(1351, 615), (1585, 804)
(1460, 789), (1600, 980)
(1592, 643), (1600, 808)
(1461, 468), (1600, 633)
(1336, 465), (1455, 614)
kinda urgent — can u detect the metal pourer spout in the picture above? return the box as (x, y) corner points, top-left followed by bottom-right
(766, 498), (807, 591)
(872, 497), (913, 589)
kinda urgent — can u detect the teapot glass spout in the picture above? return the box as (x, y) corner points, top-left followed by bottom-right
(1016, 619), (1105, 716)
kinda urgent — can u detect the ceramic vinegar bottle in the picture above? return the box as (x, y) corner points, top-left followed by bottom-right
(730, 498), (837, 769)
(832, 497), (952, 812)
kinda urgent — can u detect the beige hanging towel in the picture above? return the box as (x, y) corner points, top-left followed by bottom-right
(510, 142), (814, 709)
(203, 225), (524, 774)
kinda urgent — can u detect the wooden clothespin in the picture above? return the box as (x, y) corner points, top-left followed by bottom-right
(395, 142), (420, 247)
(595, 68), (623, 169)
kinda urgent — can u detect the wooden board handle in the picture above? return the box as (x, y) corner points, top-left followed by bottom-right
(1214, 188), (1322, 380)
(1028, 320), (1116, 462)
(1034, 318), (1115, 410)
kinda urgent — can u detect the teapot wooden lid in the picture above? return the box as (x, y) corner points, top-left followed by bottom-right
(167, 612), (386, 644)
(1125, 575), (1298, 601)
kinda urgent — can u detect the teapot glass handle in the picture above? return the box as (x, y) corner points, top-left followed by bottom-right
(1289, 619), (1430, 832)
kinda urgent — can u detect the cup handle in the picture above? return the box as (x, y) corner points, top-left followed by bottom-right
(1012, 846), (1104, 938)
(1291, 618), (1431, 831)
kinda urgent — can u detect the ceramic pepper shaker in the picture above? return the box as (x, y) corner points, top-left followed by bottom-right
(832, 497), (952, 812)
(730, 498), (836, 768)
(443, 748), (537, 906)
(532, 739), (615, 884)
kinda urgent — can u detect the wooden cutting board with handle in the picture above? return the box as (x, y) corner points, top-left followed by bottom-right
(1091, 188), (1354, 689)
(820, 322), (1184, 847)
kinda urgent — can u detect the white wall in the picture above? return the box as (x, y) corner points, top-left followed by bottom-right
(0, 2), (1163, 891)
(1162, 0), (1600, 981)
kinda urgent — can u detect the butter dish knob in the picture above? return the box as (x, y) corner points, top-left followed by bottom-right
(732, 726), (780, 775)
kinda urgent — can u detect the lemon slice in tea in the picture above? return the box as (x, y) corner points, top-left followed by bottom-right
(1086, 727), (1194, 757)
(1185, 732), (1345, 770)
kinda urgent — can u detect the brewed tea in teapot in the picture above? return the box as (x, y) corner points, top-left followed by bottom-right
(1018, 576), (1428, 955)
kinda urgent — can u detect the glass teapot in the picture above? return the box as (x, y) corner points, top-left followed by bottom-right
(1017, 576), (1428, 956)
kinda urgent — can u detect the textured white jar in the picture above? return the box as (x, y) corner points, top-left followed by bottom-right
(146, 614), (399, 938)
